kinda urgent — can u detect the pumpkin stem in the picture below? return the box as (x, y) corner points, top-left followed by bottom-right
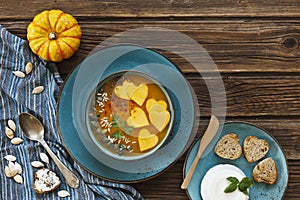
(49, 32), (58, 40)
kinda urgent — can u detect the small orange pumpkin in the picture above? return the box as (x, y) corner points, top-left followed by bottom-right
(27, 10), (82, 62)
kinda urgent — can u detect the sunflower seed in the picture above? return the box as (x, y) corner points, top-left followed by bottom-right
(32, 86), (44, 94)
(4, 155), (16, 162)
(8, 119), (16, 132)
(58, 190), (70, 198)
(40, 152), (49, 164)
(13, 174), (23, 184)
(13, 71), (26, 78)
(31, 161), (44, 168)
(11, 137), (23, 145)
(5, 127), (14, 139)
(25, 62), (33, 75)
(14, 162), (22, 174)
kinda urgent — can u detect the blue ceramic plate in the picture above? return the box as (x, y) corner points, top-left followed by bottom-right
(57, 45), (196, 182)
(184, 122), (288, 199)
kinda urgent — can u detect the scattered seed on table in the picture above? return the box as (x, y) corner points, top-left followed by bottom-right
(13, 71), (25, 78)
(58, 190), (70, 198)
(5, 127), (14, 139)
(13, 174), (23, 184)
(4, 155), (16, 162)
(31, 161), (44, 168)
(4, 165), (17, 178)
(25, 62), (33, 75)
(14, 162), (22, 174)
(40, 152), (49, 164)
(11, 137), (23, 145)
(32, 86), (44, 94)
(8, 119), (16, 132)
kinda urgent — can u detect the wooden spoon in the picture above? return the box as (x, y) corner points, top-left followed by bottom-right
(181, 115), (220, 189)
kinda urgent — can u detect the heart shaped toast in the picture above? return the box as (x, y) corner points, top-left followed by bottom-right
(138, 129), (159, 152)
(149, 109), (170, 132)
(214, 133), (242, 160)
(243, 136), (269, 162)
(252, 157), (278, 184)
(127, 107), (149, 128)
(130, 84), (148, 106)
(146, 98), (167, 112)
(114, 80), (137, 100)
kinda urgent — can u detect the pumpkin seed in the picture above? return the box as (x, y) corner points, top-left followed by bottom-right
(25, 62), (33, 75)
(4, 161), (18, 178)
(8, 119), (16, 132)
(58, 190), (70, 198)
(14, 162), (22, 174)
(13, 71), (26, 78)
(31, 161), (44, 168)
(11, 137), (23, 145)
(4, 155), (16, 162)
(4, 165), (17, 178)
(40, 152), (49, 164)
(5, 127), (14, 139)
(8, 161), (16, 172)
(13, 174), (23, 184)
(32, 86), (44, 94)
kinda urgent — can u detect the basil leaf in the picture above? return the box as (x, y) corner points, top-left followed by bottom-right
(227, 177), (239, 184)
(238, 177), (254, 192)
(224, 183), (237, 193)
(242, 189), (249, 195)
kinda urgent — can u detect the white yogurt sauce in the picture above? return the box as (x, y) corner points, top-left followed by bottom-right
(201, 164), (249, 200)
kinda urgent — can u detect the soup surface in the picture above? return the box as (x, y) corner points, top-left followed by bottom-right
(91, 72), (172, 156)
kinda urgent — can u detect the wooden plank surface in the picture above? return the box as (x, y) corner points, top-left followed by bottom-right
(2, 20), (300, 75)
(1, 0), (300, 18)
(1, 0), (300, 199)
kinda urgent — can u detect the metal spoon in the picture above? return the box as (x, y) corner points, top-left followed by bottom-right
(18, 112), (79, 188)
(181, 115), (220, 189)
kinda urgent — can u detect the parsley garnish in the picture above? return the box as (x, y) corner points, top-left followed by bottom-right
(112, 130), (122, 139)
(111, 115), (134, 138)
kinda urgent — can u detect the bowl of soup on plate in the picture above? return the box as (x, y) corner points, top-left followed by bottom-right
(86, 71), (175, 161)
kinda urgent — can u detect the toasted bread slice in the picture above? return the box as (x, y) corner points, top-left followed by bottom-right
(243, 136), (269, 162)
(252, 157), (278, 184)
(214, 133), (242, 160)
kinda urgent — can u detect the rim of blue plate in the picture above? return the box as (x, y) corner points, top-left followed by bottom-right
(70, 44), (197, 173)
(183, 121), (289, 200)
(56, 45), (198, 182)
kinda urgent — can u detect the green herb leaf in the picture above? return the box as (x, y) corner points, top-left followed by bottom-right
(242, 189), (249, 195)
(224, 183), (237, 193)
(112, 130), (122, 139)
(224, 176), (253, 196)
(124, 126), (133, 135)
(112, 121), (119, 128)
(227, 177), (239, 184)
(120, 121), (127, 128)
(113, 114), (120, 121)
(238, 177), (254, 192)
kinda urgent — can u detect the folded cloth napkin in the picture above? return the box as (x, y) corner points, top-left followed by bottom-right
(0, 25), (143, 200)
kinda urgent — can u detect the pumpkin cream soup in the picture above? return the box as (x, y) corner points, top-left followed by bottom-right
(91, 72), (172, 156)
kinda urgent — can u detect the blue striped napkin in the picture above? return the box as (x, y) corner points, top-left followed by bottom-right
(0, 25), (143, 200)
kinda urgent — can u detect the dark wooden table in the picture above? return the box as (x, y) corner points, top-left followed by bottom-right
(2, 1), (300, 199)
